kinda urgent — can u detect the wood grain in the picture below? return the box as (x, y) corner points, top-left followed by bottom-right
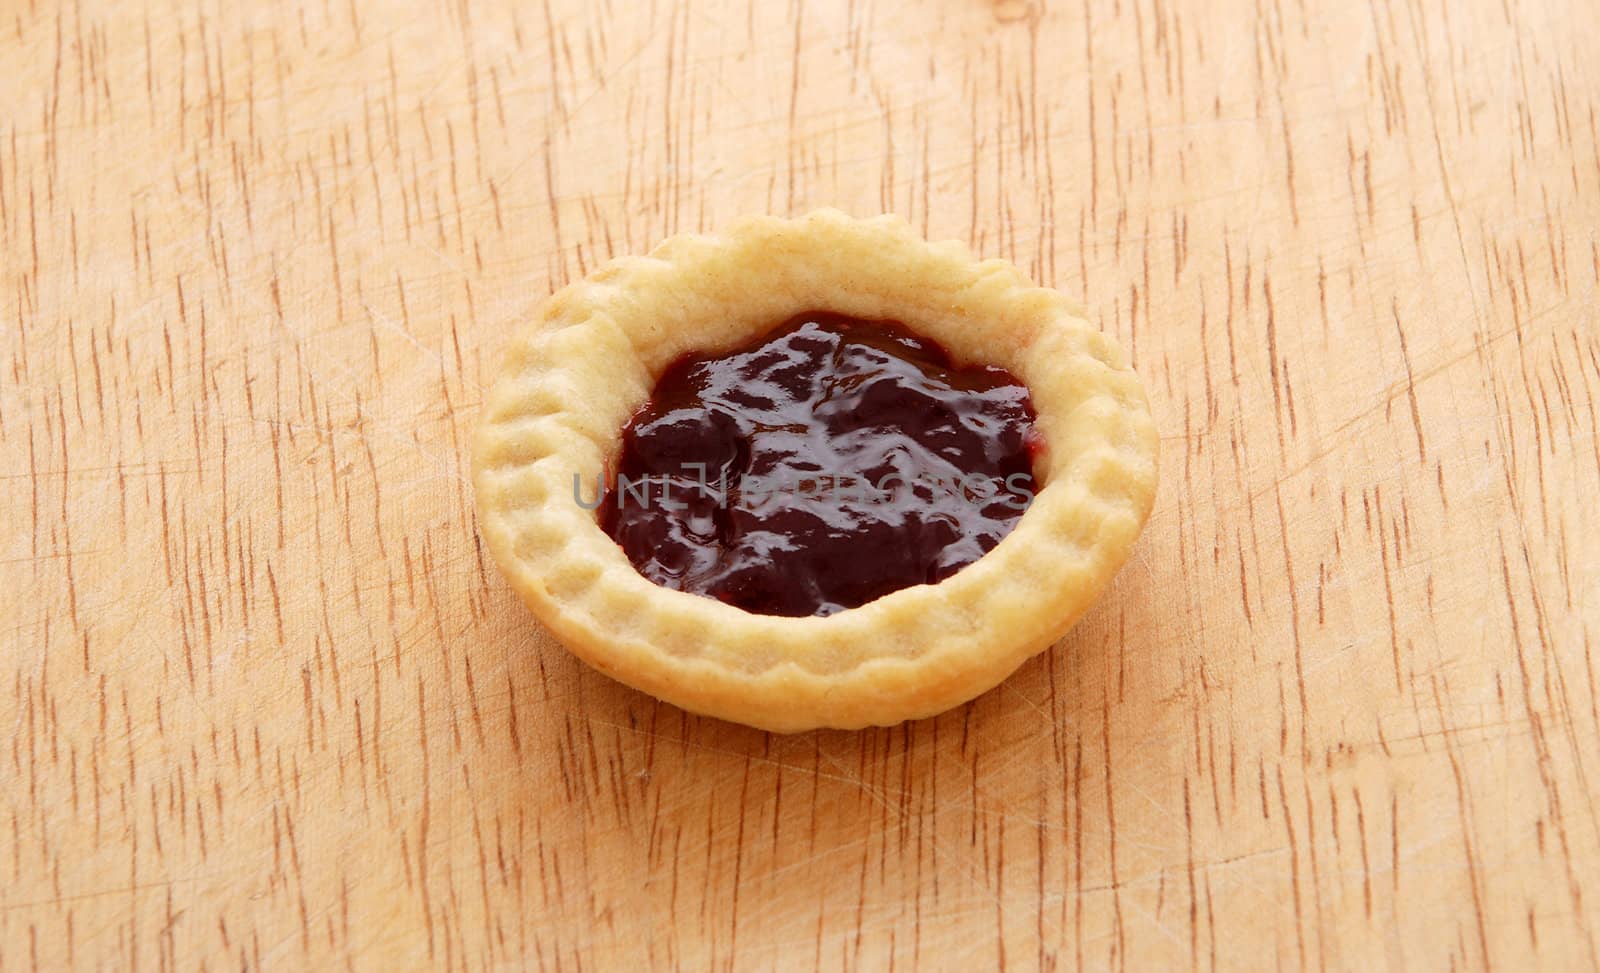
(3, 0), (1598, 968)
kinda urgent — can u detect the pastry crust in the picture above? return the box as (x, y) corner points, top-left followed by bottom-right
(473, 211), (1158, 731)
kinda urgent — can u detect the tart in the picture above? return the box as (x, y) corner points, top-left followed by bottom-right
(473, 210), (1158, 732)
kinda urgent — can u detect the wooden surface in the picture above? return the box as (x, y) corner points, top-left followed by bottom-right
(3, 0), (1598, 968)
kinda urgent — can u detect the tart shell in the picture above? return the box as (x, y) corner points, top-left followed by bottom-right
(473, 211), (1158, 732)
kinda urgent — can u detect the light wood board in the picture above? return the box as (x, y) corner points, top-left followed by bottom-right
(3, 0), (1598, 968)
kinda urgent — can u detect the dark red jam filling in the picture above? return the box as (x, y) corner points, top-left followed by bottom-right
(596, 312), (1040, 617)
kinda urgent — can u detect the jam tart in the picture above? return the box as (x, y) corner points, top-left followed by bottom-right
(473, 211), (1158, 731)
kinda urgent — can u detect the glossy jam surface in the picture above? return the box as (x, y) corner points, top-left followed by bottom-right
(598, 313), (1040, 617)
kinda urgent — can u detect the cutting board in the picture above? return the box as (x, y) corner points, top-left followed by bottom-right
(3, 0), (1598, 968)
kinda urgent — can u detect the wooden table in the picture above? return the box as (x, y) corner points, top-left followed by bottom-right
(3, 0), (1597, 968)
